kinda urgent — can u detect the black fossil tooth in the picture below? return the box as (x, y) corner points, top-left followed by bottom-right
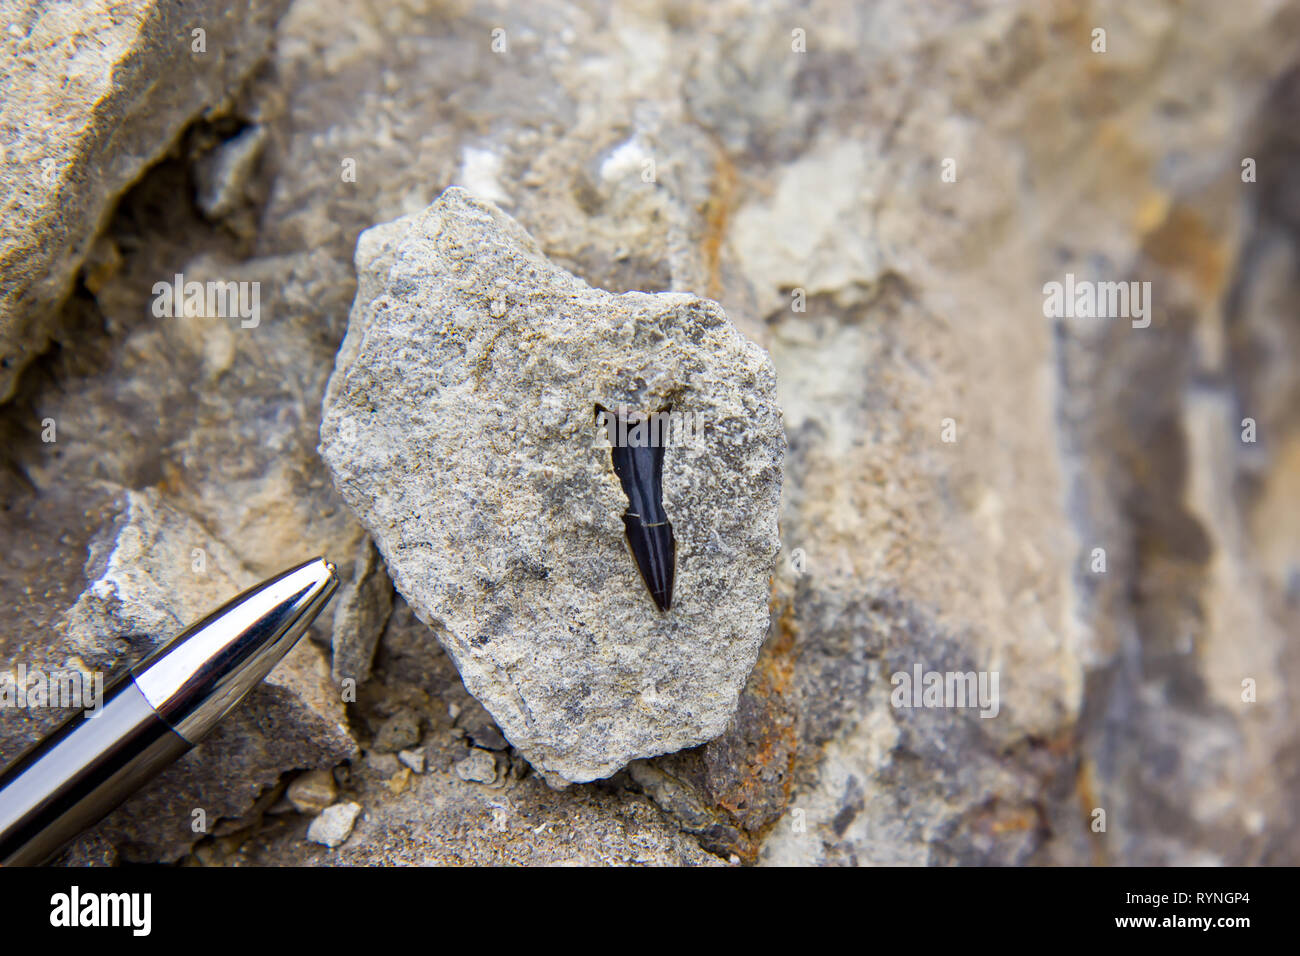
(596, 404), (676, 612)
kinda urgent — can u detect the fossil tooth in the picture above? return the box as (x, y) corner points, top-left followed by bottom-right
(596, 404), (676, 612)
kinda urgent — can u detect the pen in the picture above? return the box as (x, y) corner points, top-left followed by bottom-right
(0, 557), (339, 866)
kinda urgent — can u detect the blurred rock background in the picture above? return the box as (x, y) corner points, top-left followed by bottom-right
(1, 0), (1298, 865)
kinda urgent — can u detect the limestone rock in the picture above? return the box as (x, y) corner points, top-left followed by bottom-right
(0, 0), (292, 399)
(320, 188), (785, 784)
(453, 750), (498, 786)
(306, 802), (361, 848)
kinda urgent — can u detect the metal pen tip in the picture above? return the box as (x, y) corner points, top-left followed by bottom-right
(131, 558), (339, 742)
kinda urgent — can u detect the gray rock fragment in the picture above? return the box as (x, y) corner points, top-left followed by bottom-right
(365, 752), (400, 776)
(467, 724), (509, 753)
(319, 187), (785, 784)
(628, 761), (721, 833)
(397, 749), (426, 774)
(306, 802), (361, 848)
(454, 750), (498, 785)
(193, 124), (267, 220)
(371, 706), (421, 753)
(287, 769), (338, 816)
(330, 536), (394, 686)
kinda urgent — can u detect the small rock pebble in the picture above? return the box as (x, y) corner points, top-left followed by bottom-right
(306, 802), (362, 848)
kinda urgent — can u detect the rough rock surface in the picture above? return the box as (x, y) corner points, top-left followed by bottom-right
(330, 537), (394, 686)
(194, 598), (721, 866)
(0, 0), (293, 399)
(287, 768), (337, 815)
(320, 187), (785, 784)
(0, 486), (355, 863)
(3, 0), (1300, 866)
(306, 801), (361, 848)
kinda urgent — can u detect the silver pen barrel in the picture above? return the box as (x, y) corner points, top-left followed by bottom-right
(0, 558), (338, 866)
(132, 558), (338, 742)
